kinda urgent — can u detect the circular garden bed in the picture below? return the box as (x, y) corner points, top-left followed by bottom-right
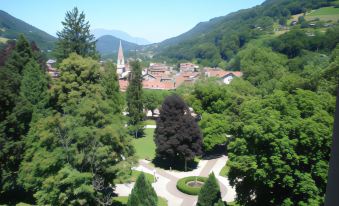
(176, 176), (207, 195)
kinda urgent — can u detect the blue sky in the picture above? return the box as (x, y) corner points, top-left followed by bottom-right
(1, 0), (265, 43)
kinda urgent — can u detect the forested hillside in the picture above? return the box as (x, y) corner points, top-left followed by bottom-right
(177, 16), (339, 205)
(154, 0), (338, 67)
(0, 10), (56, 51)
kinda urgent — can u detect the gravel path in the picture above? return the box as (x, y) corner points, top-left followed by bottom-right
(114, 155), (236, 206)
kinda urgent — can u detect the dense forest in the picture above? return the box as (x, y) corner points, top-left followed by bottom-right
(178, 24), (339, 205)
(154, 0), (338, 67)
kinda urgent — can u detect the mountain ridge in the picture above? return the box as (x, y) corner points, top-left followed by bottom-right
(96, 35), (141, 58)
(0, 10), (56, 51)
(92, 28), (151, 45)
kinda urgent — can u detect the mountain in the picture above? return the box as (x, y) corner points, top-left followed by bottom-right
(92, 28), (151, 45)
(96, 35), (141, 58)
(0, 10), (56, 51)
(153, 0), (337, 66)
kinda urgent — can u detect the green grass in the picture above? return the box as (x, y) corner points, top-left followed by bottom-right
(144, 119), (156, 125)
(112, 196), (168, 206)
(115, 170), (155, 184)
(228, 201), (240, 206)
(308, 7), (339, 16)
(306, 7), (339, 21)
(219, 164), (230, 177)
(132, 128), (156, 160)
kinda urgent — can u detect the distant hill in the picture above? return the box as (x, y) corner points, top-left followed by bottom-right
(92, 28), (151, 45)
(96, 35), (141, 58)
(153, 0), (337, 66)
(0, 10), (56, 51)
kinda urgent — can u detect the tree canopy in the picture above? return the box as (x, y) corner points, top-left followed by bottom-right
(126, 61), (144, 137)
(197, 172), (223, 206)
(154, 94), (202, 170)
(127, 172), (157, 206)
(54, 7), (97, 61)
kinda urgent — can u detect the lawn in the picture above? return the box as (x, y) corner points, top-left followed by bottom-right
(228, 201), (240, 206)
(132, 128), (156, 160)
(306, 7), (339, 21)
(115, 170), (155, 184)
(144, 119), (156, 125)
(219, 163), (230, 177)
(112, 196), (168, 206)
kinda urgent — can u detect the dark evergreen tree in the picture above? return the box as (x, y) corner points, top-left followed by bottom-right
(0, 35), (47, 202)
(54, 7), (97, 61)
(101, 61), (124, 114)
(197, 173), (222, 206)
(0, 40), (16, 67)
(20, 59), (49, 112)
(154, 94), (202, 170)
(127, 172), (157, 206)
(126, 61), (144, 137)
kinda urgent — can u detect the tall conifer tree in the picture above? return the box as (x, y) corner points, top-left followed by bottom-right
(54, 7), (97, 61)
(126, 61), (144, 137)
(197, 173), (223, 206)
(0, 35), (47, 200)
(127, 172), (157, 206)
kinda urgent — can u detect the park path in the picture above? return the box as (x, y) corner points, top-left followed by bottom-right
(115, 155), (236, 206)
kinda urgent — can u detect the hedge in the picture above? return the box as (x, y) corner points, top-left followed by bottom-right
(176, 176), (208, 195)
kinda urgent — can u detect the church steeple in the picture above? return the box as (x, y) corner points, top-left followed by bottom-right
(117, 40), (125, 70)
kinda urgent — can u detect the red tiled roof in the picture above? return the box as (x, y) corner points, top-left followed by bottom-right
(204, 68), (243, 78)
(143, 79), (175, 90)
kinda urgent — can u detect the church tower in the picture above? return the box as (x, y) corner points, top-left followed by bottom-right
(117, 40), (125, 74)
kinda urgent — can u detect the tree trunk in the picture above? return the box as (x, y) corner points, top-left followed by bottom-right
(184, 158), (187, 172)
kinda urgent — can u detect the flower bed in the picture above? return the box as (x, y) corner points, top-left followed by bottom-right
(176, 176), (207, 195)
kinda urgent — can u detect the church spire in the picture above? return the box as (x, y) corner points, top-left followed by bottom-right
(117, 40), (125, 70)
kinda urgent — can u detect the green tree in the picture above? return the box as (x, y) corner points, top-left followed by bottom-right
(154, 94), (202, 171)
(239, 45), (287, 94)
(19, 54), (133, 205)
(0, 35), (45, 201)
(51, 53), (104, 111)
(126, 61), (144, 137)
(20, 59), (49, 115)
(101, 61), (124, 113)
(34, 166), (96, 206)
(319, 44), (339, 95)
(54, 7), (97, 61)
(199, 113), (230, 152)
(227, 90), (334, 205)
(143, 90), (162, 116)
(197, 173), (222, 206)
(127, 172), (157, 206)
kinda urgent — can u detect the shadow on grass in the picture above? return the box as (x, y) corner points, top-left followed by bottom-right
(111, 200), (126, 206)
(202, 143), (227, 160)
(152, 156), (198, 171)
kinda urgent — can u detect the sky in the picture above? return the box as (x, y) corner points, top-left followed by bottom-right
(0, 0), (265, 43)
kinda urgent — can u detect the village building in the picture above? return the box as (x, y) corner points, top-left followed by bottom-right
(117, 40), (127, 75)
(115, 44), (209, 91)
(46, 59), (59, 78)
(204, 67), (243, 84)
(179, 62), (199, 72)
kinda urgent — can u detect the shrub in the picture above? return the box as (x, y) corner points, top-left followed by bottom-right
(176, 176), (207, 195)
(197, 173), (222, 206)
(127, 172), (157, 206)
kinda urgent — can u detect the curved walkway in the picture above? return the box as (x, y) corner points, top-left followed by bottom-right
(115, 155), (236, 206)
